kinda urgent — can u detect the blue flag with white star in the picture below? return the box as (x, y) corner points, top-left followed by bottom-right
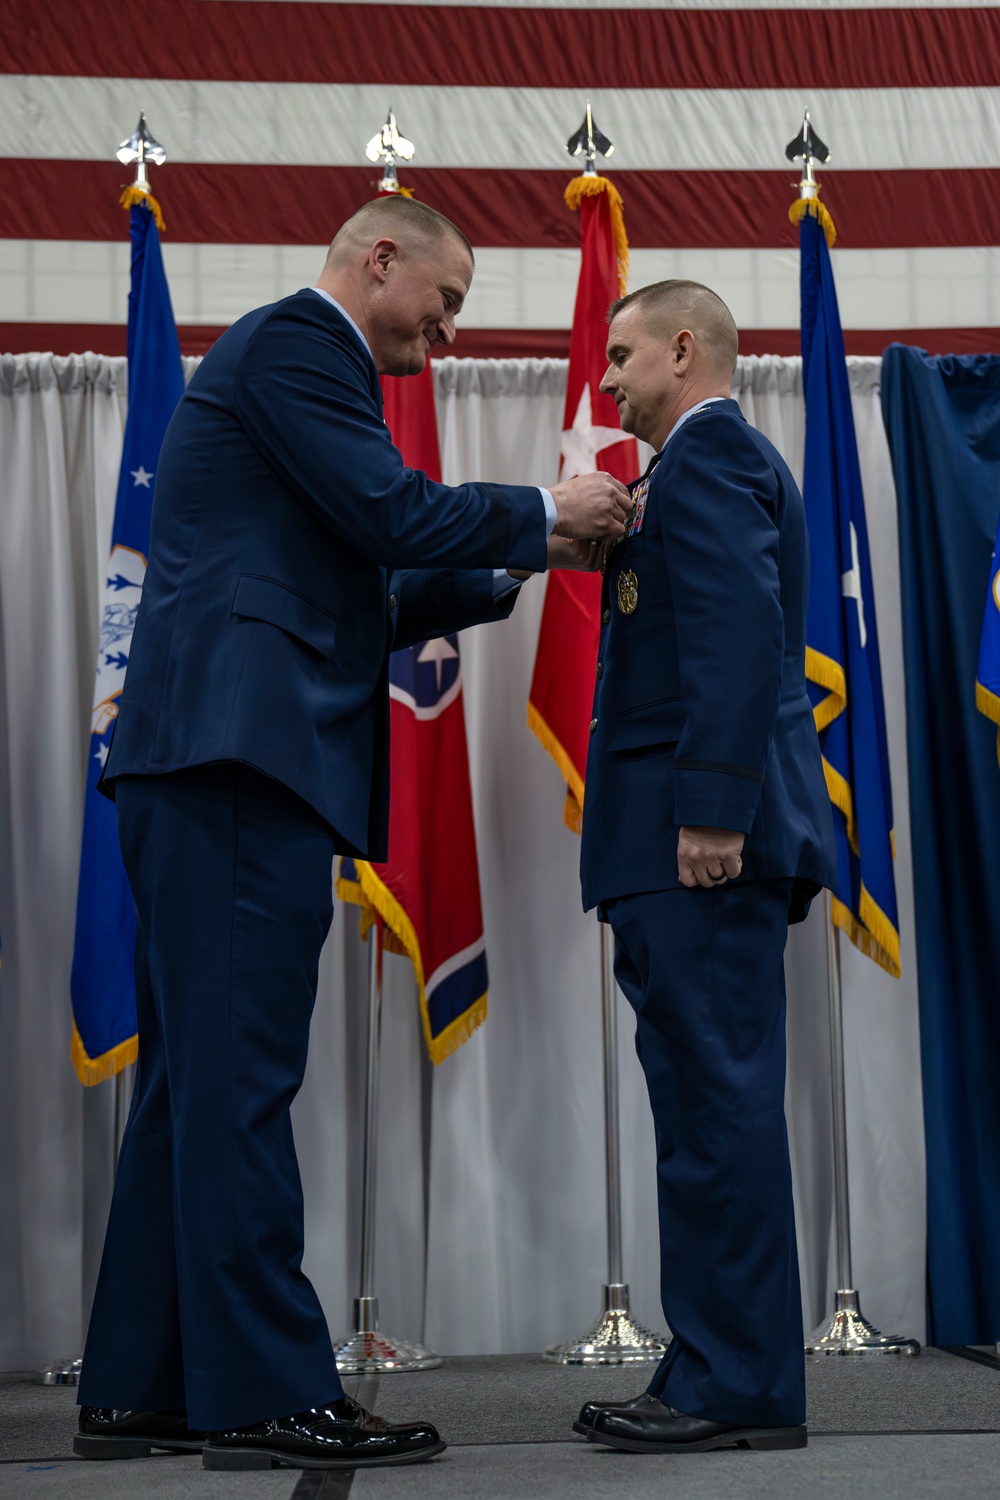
(70, 202), (184, 1083)
(799, 208), (900, 976)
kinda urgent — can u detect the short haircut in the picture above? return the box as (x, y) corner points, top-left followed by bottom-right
(608, 279), (739, 373)
(328, 195), (474, 265)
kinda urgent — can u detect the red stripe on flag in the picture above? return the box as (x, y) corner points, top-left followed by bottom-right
(5, 162), (1000, 252)
(4, 1), (998, 88)
(444, 328), (1000, 359)
(5, 325), (1000, 361)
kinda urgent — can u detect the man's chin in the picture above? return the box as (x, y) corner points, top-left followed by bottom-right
(385, 346), (429, 378)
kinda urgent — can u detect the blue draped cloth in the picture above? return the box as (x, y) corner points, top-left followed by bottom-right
(882, 345), (1000, 1344)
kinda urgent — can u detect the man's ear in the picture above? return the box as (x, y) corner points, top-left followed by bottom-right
(369, 238), (399, 283)
(673, 329), (695, 371)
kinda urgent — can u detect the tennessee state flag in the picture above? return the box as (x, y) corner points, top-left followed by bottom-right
(528, 175), (638, 831)
(71, 198), (184, 1081)
(796, 201), (900, 975)
(976, 518), (1000, 765)
(337, 362), (489, 1063)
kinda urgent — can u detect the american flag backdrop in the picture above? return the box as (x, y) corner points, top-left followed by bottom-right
(2, 0), (999, 359)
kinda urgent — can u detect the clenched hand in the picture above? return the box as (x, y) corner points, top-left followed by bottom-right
(677, 825), (745, 890)
(550, 472), (631, 540)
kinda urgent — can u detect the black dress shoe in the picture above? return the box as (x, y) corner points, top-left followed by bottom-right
(74, 1408), (205, 1458)
(201, 1396), (446, 1470)
(573, 1393), (658, 1437)
(589, 1398), (807, 1453)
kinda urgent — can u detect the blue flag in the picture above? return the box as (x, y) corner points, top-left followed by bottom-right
(70, 202), (184, 1083)
(799, 209), (900, 976)
(976, 518), (1000, 765)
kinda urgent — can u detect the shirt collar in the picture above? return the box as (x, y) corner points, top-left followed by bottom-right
(661, 396), (729, 451)
(308, 287), (373, 362)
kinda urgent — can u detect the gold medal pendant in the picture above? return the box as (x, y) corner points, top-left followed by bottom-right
(617, 569), (638, 616)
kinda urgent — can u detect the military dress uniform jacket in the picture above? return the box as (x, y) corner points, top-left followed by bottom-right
(580, 398), (836, 913)
(104, 290), (547, 858)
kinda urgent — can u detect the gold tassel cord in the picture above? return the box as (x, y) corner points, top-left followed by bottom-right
(119, 184), (166, 233)
(789, 193), (837, 249)
(564, 174), (629, 296)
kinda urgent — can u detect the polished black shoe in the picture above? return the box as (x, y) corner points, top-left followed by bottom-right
(589, 1397), (807, 1453)
(201, 1397), (446, 1470)
(74, 1407), (205, 1459)
(573, 1393), (657, 1438)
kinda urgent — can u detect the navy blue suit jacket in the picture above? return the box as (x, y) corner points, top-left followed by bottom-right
(580, 399), (836, 913)
(105, 290), (547, 857)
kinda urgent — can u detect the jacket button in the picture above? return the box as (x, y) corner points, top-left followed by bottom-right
(602, 608), (611, 625)
(589, 717), (598, 734)
(596, 662), (604, 679)
(388, 594), (398, 612)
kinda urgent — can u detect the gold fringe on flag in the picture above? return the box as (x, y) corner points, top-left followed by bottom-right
(789, 193), (837, 249)
(335, 861), (488, 1065)
(976, 679), (1000, 767)
(564, 175), (629, 297)
(526, 700), (585, 834)
(71, 1020), (138, 1087)
(120, 184), (166, 232)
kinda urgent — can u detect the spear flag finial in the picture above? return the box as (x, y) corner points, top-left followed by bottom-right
(116, 112), (166, 197)
(566, 103), (613, 178)
(786, 108), (831, 201)
(366, 108), (416, 195)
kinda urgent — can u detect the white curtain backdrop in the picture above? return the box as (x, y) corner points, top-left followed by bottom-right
(0, 352), (925, 1374)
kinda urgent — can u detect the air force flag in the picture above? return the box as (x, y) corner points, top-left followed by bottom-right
(70, 202), (184, 1083)
(799, 209), (901, 976)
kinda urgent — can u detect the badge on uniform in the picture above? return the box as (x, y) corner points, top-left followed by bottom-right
(617, 569), (638, 615)
(624, 474), (650, 539)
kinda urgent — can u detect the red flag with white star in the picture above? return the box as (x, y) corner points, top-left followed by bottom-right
(527, 177), (638, 831)
(338, 361), (490, 1063)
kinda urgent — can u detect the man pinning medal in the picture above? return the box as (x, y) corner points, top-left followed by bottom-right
(575, 280), (836, 1454)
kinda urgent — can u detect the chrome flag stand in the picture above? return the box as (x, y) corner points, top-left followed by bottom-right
(333, 926), (442, 1373)
(545, 924), (667, 1364)
(805, 896), (919, 1356)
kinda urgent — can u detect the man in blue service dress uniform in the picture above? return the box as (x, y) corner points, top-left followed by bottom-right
(74, 195), (630, 1472)
(575, 281), (836, 1455)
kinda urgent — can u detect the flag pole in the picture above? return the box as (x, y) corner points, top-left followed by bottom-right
(804, 899), (918, 1354)
(786, 112), (918, 1356)
(542, 103), (665, 1365)
(332, 923), (442, 1372)
(544, 919), (667, 1364)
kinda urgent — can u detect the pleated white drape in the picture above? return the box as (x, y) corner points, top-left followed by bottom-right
(0, 353), (925, 1374)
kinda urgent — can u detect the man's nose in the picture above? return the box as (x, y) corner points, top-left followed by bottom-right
(598, 364), (617, 394)
(437, 315), (457, 347)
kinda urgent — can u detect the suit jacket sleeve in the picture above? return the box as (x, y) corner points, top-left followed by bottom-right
(660, 414), (784, 833)
(233, 302), (547, 573)
(389, 568), (519, 651)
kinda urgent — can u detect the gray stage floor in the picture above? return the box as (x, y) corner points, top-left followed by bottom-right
(2, 1349), (999, 1499)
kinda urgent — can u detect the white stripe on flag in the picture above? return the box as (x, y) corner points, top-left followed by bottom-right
(6, 242), (1000, 334)
(425, 935), (487, 1002)
(3, 77), (1000, 173)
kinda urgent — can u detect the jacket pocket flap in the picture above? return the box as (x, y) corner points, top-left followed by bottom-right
(607, 697), (685, 751)
(232, 574), (337, 658)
